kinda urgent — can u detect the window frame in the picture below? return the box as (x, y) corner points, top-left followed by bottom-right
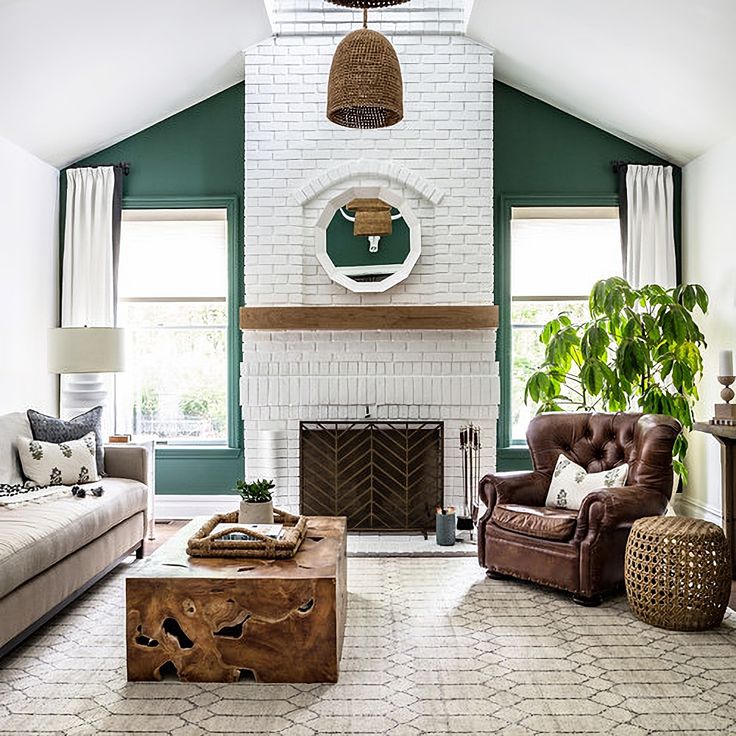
(495, 194), (620, 470)
(120, 195), (243, 460)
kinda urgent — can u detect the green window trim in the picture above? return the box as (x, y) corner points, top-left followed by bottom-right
(495, 193), (620, 470)
(156, 446), (243, 460)
(121, 194), (244, 455)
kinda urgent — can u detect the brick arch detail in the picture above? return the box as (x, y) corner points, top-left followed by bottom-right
(292, 159), (445, 207)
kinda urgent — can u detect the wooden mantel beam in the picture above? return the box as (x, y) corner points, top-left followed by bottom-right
(239, 305), (498, 331)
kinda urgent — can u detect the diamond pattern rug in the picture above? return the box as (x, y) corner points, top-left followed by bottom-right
(0, 557), (735, 735)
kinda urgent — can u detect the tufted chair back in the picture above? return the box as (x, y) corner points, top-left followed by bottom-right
(526, 412), (681, 499)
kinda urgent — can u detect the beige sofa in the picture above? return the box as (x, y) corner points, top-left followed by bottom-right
(0, 412), (148, 656)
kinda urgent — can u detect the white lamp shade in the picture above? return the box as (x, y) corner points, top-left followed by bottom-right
(48, 327), (126, 374)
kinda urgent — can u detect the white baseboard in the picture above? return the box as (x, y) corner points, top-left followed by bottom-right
(154, 495), (238, 520)
(672, 495), (721, 524)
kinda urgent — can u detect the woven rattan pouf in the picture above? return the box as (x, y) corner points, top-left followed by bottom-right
(625, 516), (732, 631)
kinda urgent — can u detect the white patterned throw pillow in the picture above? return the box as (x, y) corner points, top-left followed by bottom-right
(16, 432), (99, 487)
(545, 454), (629, 511)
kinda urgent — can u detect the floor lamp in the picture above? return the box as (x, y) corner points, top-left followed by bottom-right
(47, 327), (126, 424)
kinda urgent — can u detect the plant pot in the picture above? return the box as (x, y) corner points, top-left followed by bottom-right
(435, 512), (456, 546)
(238, 500), (274, 525)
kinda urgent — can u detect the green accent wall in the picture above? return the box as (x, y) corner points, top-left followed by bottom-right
(66, 84), (245, 199)
(494, 81), (682, 471)
(62, 84), (245, 495)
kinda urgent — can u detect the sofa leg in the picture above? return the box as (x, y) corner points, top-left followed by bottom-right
(135, 542), (144, 560)
(572, 593), (602, 607)
(486, 569), (511, 580)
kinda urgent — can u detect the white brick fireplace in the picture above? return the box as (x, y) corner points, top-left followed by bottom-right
(241, 0), (498, 513)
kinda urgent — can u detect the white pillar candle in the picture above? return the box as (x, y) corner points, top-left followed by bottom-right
(719, 349), (734, 377)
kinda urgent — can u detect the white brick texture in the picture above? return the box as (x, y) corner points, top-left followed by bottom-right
(242, 0), (497, 512)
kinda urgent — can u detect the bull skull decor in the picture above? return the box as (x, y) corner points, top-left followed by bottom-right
(339, 198), (402, 252)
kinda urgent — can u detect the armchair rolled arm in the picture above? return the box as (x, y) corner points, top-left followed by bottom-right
(574, 486), (667, 542)
(477, 470), (548, 568)
(479, 471), (549, 511)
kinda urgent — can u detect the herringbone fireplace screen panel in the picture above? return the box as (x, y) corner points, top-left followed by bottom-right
(300, 421), (443, 533)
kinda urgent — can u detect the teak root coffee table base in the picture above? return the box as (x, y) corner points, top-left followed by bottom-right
(126, 516), (347, 683)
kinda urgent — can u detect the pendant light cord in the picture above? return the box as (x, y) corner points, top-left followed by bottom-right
(363, 7), (367, 28)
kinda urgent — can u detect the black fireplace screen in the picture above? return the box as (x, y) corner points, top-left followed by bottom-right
(300, 420), (444, 534)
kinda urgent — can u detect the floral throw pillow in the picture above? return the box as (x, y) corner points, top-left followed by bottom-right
(16, 432), (99, 487)
(27, 407), (105, 476)
(544, 453), (629, 511)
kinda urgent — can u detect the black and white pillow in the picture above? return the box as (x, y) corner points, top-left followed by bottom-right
(16, 432), (100, 487)
(545, 454), (629, 510)
(27, 407), (105, 475)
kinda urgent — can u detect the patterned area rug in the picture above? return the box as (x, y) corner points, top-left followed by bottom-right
(1, 557), (735, 735)
(347, 533), (477, 557)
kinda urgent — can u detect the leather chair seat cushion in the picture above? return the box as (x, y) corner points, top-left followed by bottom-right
(491, 503), (578, 542)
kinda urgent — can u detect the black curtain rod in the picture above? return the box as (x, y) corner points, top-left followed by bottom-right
(611, 160), (672, 173)
(68, 161), (130, 175)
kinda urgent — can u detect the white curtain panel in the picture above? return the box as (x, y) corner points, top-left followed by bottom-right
(62, 167), (116, 328)
(624, 164), (676, 289)
(61, 167), (116, 423)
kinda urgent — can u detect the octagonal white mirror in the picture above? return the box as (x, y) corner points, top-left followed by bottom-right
(315, 187), (421, 293)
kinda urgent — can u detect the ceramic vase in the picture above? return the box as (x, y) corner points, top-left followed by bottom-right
(435, 512), (456, 546)
(238, 500), (274, 525)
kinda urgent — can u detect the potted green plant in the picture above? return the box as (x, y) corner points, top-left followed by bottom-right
(524, 277), (708, 481)
(235, 479), (275, 524)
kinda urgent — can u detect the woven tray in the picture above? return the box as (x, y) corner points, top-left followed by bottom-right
(186, 508), (308, 559)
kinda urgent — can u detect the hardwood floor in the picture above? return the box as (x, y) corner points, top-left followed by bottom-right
(142, 520), (190, 555)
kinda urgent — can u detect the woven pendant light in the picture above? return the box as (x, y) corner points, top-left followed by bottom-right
(326, 4), (405, 129)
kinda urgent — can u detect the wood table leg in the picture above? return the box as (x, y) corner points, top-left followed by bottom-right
(717, 438), (736, 578)
(693, 423), (736, 580)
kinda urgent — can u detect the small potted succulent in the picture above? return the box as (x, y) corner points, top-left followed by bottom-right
(235, 479), (275, 524)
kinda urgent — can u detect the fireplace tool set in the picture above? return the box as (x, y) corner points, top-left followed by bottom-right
(457, 423), (482, 539)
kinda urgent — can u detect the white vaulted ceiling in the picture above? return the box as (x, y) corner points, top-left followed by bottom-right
(1, 0), (734, 168)
(466, 0), (736, 165)
(0, 0), (272, 167)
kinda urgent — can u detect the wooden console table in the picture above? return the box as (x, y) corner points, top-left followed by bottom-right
(693, 422), (736, 578)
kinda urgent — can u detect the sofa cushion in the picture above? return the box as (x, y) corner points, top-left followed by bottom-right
(16, 432), (100, 486)
(0, 412), (32, 485)
(0, 478), (146, 599)
(491, 503), (578, 542)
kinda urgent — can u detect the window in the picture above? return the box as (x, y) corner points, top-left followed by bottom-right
(116, 208), (229, 444)
(510, 206), (622, 441)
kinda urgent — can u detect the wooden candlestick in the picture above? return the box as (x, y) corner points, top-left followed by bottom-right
(719, 375), (735, 402)
(714, 375), (736, 424)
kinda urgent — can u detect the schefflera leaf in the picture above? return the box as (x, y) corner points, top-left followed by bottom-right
(524, 276), (709, 483)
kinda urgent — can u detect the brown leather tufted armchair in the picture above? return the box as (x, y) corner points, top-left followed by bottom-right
(478, 412), (681, 604)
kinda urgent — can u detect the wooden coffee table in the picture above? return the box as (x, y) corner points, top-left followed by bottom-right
(126, 515), (347, 683)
